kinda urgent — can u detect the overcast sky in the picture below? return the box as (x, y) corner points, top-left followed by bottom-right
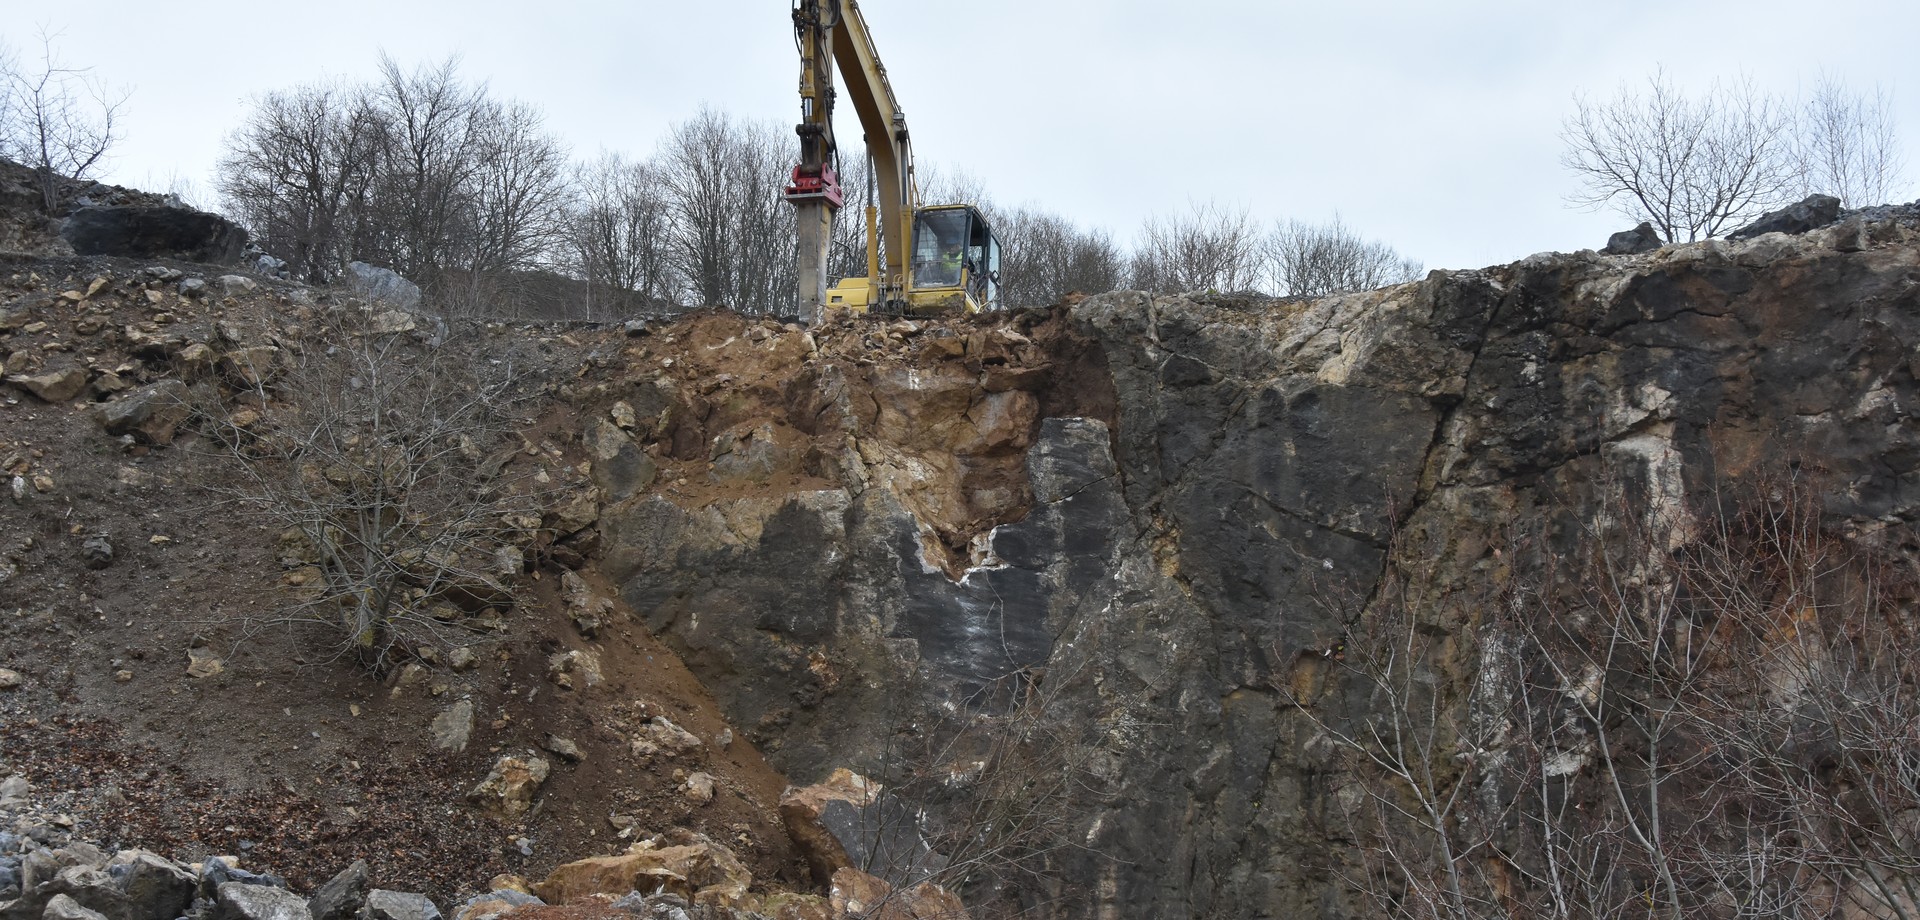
(22, 0), (1920, 273)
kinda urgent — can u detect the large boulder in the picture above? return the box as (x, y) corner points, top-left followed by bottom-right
(107, 851), (196, 920)
(1603, 220), (1663, 254)
(305, 861), (367, 920)
(61, 207), (248, 264)
(92, 380), (192, 446)
(779, 769), (880, 886)
(1729, 193), (1843, 239)
(531, 832), (751, 910)
(345, 263), (421, 311)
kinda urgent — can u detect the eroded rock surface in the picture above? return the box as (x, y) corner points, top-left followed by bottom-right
(599, 214), (1920, 918)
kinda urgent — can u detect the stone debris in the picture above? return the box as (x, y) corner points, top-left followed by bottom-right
(80, 535), (114, 570)
(5, 366), (89, 403)
(362, 889), (440, 920)
(214, 881), (313, 920)
(630, 717), (702, 761)
(545, 650), (603, 691)
(541, 735), (583, 763)
(305, 860), (367, 920)
(431, 700), (475, 753)
(185, 647), (224, 679)
(467, 753), (550, 820)
(681, 773), (715, 805)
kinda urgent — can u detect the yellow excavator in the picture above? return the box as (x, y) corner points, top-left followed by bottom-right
(785, 0), (1002, 320)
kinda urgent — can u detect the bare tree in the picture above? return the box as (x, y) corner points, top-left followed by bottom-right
(204, 311), (541, 670)
(1266, 216), (1423, 297)
(566, 151), (679, 319)
(658, 109), (796, 314)
(219, 56), (572, 312)
(1129, 201), (1262, 293)
(993, 206), (1124, 307)
(362, 55), (488, 286)
(0, 32), (130, 211)
(217, 81), (383, 283)
(1792, 75), (1907, 207)
(1562, 68), (1796, 242)
(461, 99), (570, 275)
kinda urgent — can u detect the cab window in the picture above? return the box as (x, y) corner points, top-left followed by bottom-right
(911, 209), (970, 289)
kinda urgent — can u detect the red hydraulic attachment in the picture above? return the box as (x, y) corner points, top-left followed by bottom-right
(784, 165), (845, 208)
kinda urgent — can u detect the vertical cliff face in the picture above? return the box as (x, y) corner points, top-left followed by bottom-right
(595, 214), (1920, 917)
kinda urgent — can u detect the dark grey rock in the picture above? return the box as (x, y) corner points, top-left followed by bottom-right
(178, 279), (207, 299)
(1729, 193), (1843, 239)
(1603, 221), (1663, 254)
(585, 421), (657, 503)
(80, 536), (113, 571)
(60, 208), (247, 265)
(92, 380), (192, 447)
(360, 890), (437, 920)
(108, 852), (195, 920)
(305, 863), (366, 920)
(213, 883), (309, 920)
(197, 861), (282, 902)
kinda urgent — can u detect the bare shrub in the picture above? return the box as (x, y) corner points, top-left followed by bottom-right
(848, 666), (1117, 918)
(201, 312), (544, 669)
(1266, 216), (1424, 297)
(1129, 201), (1262, 294)
(1292, 470), (1920, 920)
(0, 31), (130, 211)
(1792, 75), (1907, 207)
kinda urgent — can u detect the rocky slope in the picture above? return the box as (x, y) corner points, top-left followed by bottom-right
(7, 177), (1920, 919)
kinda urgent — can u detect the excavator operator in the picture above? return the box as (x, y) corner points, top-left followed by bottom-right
(934, 241), (965, 285)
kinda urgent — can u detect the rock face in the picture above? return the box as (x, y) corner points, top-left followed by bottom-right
(60, 207), (248, 265)
(594, 212), (1920, 917)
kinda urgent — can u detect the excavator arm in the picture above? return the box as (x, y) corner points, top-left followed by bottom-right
(787, 0), (916, 319)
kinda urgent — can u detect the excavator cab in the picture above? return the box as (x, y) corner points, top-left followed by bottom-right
(907, 205), (1000, 314)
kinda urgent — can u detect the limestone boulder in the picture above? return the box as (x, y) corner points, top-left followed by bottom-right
(531, 831), (751, 910)
(5, 366), (88, 403)
(467, 754), (549, 820)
